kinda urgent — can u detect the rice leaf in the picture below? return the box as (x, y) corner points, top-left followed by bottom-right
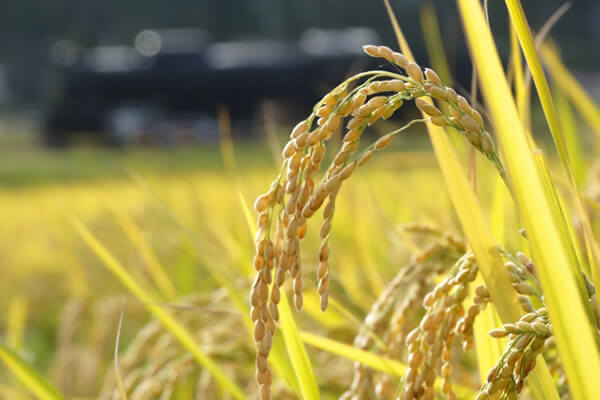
(418, 1), (465, 153)
(509, 25), (531, 127)
(541, 44), (600, 141)
(382, 1), (560, 398)
(419, 1), (452, 85)
(354, 211), (384, 296)
(458, 1), (600, 398)
(473, 176), (507, 383)
(188, 238), (302, 396)
(0, 341), (64, 400)
(504, 0), (600, 292)
(237, 189), (257, 242)
(300, 331), (405, 375)
(278, 293), (320, 400)
(109, 204), (178, 300)
(7, 297), (27, 351)
(114, 298), (128, 400)
(302, 292), (347, 329)
(554, 83), (586, 185)
(300, 331), (477, 399)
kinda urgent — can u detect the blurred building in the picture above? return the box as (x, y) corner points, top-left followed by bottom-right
(43, 28), (381, 145)
(0, 0), (599, 144)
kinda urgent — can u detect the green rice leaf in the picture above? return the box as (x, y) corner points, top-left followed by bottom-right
(541, 44), (600, 141)
(554, 83), (586, 185)
(0, 341), (64, 400)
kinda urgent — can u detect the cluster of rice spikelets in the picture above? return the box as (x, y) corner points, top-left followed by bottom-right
(480, 309), (552, 400)
(250, 44), (504, 399)
(99, 294), (250, 400)
(341, 226), (466, 399)
(49, 299), (101, 396)
(340, 236), (565, 400)
(362, 45), (499, 165)
(403, 251), (491, 400)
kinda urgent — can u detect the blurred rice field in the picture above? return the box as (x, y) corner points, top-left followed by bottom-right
(0, 136), (491, 399)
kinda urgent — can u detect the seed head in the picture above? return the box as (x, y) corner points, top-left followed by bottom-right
(392, 52), (409, 68)
(424, 68), (442, 86)
(406, 62), (424, 83)
(375, 134), (394, 150)
(362, 45), (380, 58)
(446, 88), (458, 104)
(290, 120), (307, 138)
(480, 132), (495, 155)
(415, 98), (441, 117)
(460, 115), (481, 133)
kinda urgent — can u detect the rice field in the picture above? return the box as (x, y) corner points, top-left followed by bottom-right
(0, 140), (464, 397)
(2, 1), (600, 400)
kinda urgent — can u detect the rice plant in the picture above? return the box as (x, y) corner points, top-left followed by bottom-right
(1, 1), (599, 400)
(248, 1), (600, 399)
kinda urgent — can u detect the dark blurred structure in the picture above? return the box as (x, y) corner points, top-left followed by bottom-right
(0, 0), (599, 144)
(43, 28), (383, 145)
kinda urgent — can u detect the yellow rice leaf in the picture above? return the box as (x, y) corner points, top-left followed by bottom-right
(231, 190), (305, 395)
(7, 297), (27, 352)
(300, 331), (477, 399)
(472, 300), (505, 384)
(510, 26), (531, 128)
(382, 1), (560, 398)
(554, 83), (586, 185)
(504, 0), (600, 292)
(184, 235), (303, 396)
(109, 204), (178, 300)
(473, 176), (507, 383)
(237, 188), (257, 241)
(354, 210), (384, 296)
(278, 293), (320, 400)
(458, 1), (600, 399)
(418, 1), (467, 161)
(419, 1), (452, 85)
(490, 175), (508, 245)
(540, 44), (600, 141)
(302, 292), (348, 329)
(301, 331), (405, 375)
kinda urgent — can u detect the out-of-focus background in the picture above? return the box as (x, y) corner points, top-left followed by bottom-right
(1, 1), (600, 399)
(1, 0), (599, 152)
